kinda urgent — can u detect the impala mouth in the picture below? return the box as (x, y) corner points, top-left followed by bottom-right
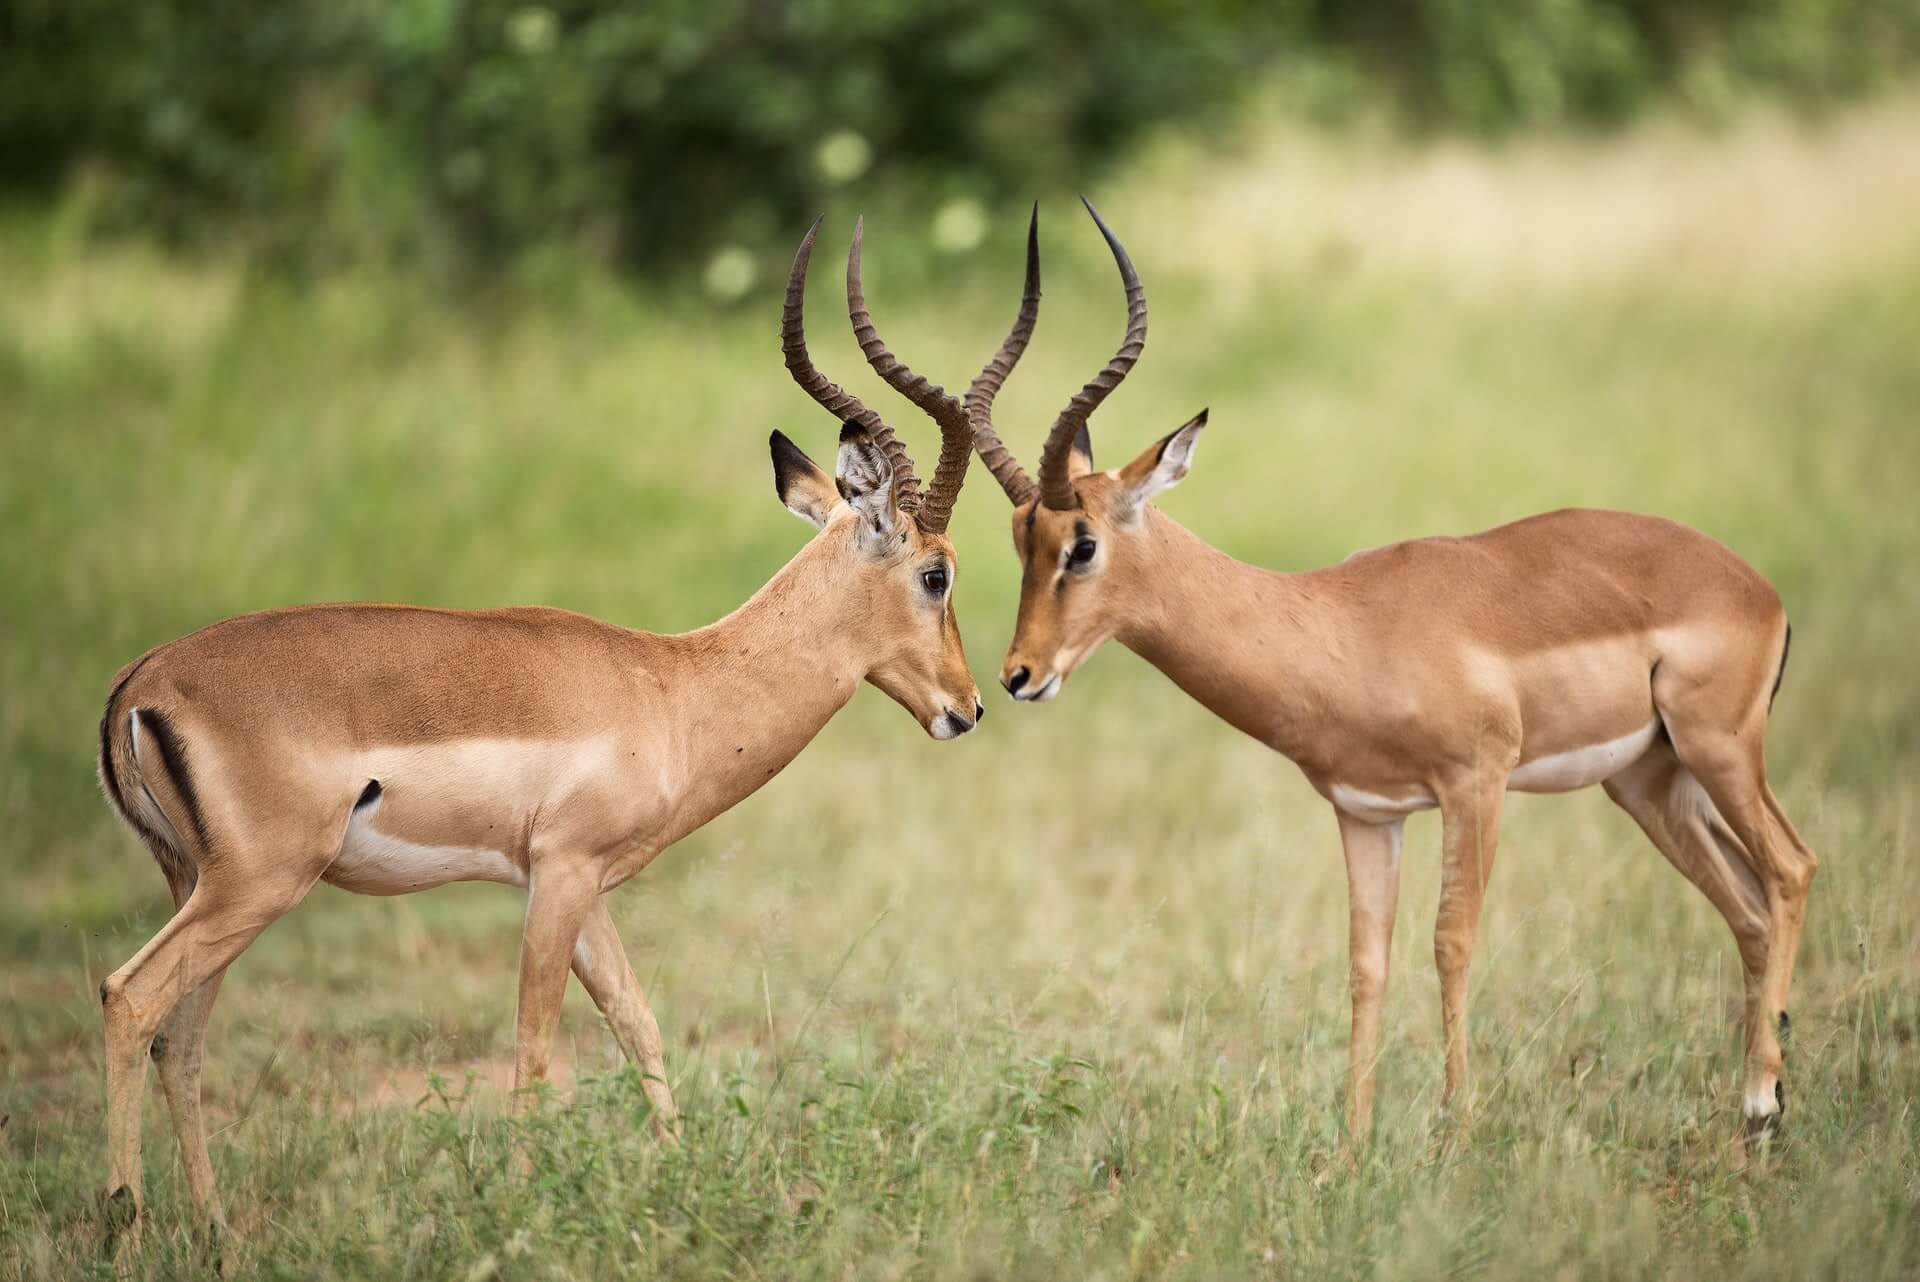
(1011, 673), (1060, 703)
(930, 705), (980, 740)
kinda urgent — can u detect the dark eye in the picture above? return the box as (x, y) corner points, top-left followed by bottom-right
(1069, 538), (1097, 566)
(921, 566), (949, 595)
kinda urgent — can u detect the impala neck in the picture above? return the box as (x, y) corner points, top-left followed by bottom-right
(644, 533), (868, 845)
(1113, 507), (1336, 764)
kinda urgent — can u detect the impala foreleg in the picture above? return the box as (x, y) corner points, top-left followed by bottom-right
(512, 863), (601, 1110)
(1433, 777), (1506, 1112)
(1337, 811), (1405, 1144)
(571, 898), (678, 1139)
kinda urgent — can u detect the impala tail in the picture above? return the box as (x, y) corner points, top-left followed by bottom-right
(97, 654), (201, 894)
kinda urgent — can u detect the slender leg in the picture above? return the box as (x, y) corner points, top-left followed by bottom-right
(145, 871), (230, 1229)
(152, 969), (229, 1225)
(512, 865), (601, 1109)
(1602, 744), (1770, 1039)
(1663, 729), (1818, 1131)
(102, 874), (308, 1232)
(1433, 778), (1506, 1111)
(1761, 784), (1821, 1047)
(571, 898), (678, 1138)
(1654, 630), (1821, 1136)
(1337, 811), (1405, 1143)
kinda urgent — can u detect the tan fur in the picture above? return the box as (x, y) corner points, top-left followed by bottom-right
(996, 457), (1816, 1148)
(93, 498), (979, 1234)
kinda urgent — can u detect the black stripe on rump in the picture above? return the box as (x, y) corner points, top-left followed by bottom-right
(138, 708), (211, 849)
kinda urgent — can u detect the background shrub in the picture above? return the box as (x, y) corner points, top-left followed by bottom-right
(5, 0), (1918, 271)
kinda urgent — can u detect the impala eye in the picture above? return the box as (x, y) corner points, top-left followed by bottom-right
(1068, 538), (1097, 567)
(921, 566), (949, 595)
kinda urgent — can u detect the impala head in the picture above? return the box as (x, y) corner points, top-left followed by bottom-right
(968, 199), (1208, 703)
(770, 215), (1040, 739)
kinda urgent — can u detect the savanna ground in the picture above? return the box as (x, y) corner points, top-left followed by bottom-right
(3, 97), (1919, 1280)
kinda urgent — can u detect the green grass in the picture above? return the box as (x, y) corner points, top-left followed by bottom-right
(3, 101), (1920, 1279)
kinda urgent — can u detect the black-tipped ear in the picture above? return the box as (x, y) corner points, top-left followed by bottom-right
(1113, 408), (1206, 521)
(833, 423), (903, 553)
(1153, 407), (1207, 464)
(771, 429), (838, 529)
(1060, 424), (1096, 483)
(834, 421), (883, 501)
(769, 429), (815, 504)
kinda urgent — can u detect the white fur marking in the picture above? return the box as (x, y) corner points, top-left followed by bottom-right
(126, 709), (187, 849)
(1329, 723), (1660, 822)
(1508, 722), (1660, 793)
(327, 797), (525, 895)
(1330, 783), (1439, 823)
(1744, 1088), (1779, 1119)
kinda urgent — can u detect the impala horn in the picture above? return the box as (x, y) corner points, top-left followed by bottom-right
(967, 203), (1043, 506)
(1036, 197), (1146, 511)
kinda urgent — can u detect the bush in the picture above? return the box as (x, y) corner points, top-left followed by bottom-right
(3, 0), (1917, 274)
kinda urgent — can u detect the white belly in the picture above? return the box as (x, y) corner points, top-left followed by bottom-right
(325, 802), (526, 896)
(1329, 782), (1439, 825)
(1507, 722), (1659, 793)
(1328, 721), (1659, 821)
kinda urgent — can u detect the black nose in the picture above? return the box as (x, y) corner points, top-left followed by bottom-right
(974, 699), (985, 722)
(1003, 666), (1030, 695)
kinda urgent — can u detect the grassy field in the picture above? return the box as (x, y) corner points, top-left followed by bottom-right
(3, 98), (1919, 1279)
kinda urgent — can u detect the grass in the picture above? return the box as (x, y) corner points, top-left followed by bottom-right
(3, 97), (1920, 1279)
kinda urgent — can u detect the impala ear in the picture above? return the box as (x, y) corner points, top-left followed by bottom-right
(1066, 424), (1094, 481)
(770, 430), (838, 529)
(834, 424), (904, 554)
(1114, 409), (1206, 521)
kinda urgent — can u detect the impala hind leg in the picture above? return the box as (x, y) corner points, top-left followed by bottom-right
(1602, 743), (1770, 1040)
(1761, 784), (1821, 1042)
(571, 898), (678, 1138)
(1337, 811), (1405, 1144)
(1433, 777), (1507, 1113)
(1658, 718), (1818, 1134)
(152, 970), (229, 1229)
(149, 865), (235, 1231)
(102, 864), (317, 1235)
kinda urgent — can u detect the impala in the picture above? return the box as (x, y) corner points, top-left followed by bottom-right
(93, 217), (1018, 1237)
(969, 200), (1818, 1145)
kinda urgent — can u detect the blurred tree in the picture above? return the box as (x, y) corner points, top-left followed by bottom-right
(3, 0), (1915, 272)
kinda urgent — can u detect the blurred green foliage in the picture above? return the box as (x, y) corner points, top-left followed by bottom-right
(4, 0), (1918, 271)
